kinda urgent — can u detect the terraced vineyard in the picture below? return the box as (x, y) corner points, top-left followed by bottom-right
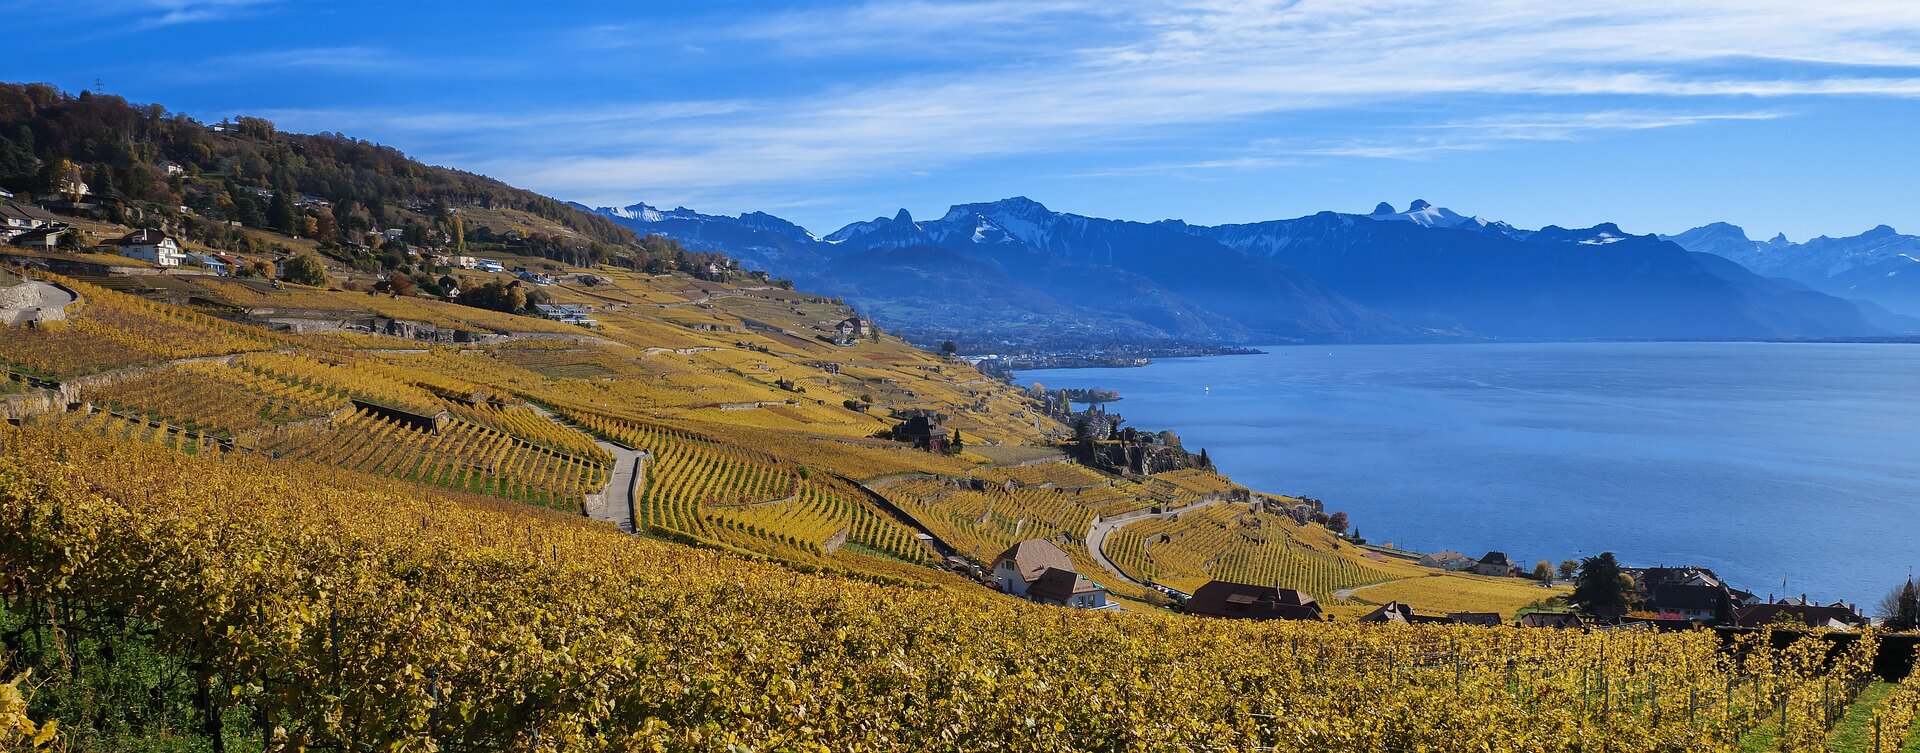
(1105, 503), (1401, 598)
(79, 360), (341, 437)
(0, 274), (279, 378)
(568, 411), (932, 562)
(2, 425), (1906, 753)
(881, 477), (1092, 559)
(251, 408), (610, 510)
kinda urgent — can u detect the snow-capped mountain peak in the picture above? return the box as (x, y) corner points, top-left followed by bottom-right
(1359, 200), (1516, 235)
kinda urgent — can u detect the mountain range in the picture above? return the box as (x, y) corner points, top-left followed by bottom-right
(1662, 222), (1920, 318)
(581, 198), (1916, 349)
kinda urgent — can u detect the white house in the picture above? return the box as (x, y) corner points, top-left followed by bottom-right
(533, 303), (598, 327)
(992, 540), (1076, 598)
(108, 229), (186, 267)
(990, 539), (1112, 609)
(1417, 550), (1478, 571)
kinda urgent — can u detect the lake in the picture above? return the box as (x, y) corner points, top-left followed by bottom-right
(1022, 342), (1920, 606)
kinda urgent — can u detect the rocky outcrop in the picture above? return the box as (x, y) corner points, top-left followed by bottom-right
(1069, 440), (1210, 476)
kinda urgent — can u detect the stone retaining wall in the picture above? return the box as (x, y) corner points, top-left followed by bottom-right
(0, 282), (42, 310)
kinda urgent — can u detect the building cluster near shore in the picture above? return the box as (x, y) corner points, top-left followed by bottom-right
(982, 532), (1879, 631)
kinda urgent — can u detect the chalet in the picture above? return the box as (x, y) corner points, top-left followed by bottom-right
(0, 201), (58, 235)
(105, 229), (185, 267)
(8, 227), (63, 251)
(1447, 612), (1503, 627)
(1417, 550), (1478, 571)
(475, 259), (506, 273)
(895, 414), (949, 452)
(1186, 581), (1323, 621)
(1473, 551), (1519, 577)
(1733, 599), (1869, 630)
(1518, 612), (1586, 629)
(695, 261), (728, 282)
(991, 540), (1075, 599)
(1026, 567), (1112, 610)
(1636, 566), (1743, 623)
(438, 275), (460, 300)
(835, 317), (873, 338)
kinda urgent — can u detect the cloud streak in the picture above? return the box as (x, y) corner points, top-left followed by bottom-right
(213, 1), (1920, 213)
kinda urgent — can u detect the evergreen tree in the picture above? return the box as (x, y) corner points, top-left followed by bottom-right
(1572, 552), (1632, 619)
(269, 189), (298, 236)
(0, 126), (37, 188)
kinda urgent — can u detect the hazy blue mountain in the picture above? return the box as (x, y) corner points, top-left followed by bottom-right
(1664, 222), (1920, 316)
(588, 197), (1901, 346)
(818, 197), (1399, 342)
(577, 201), (829, 271)
(1172, 202), (1890, 340)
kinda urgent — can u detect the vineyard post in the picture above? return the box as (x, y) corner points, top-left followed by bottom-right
(429, 668), (443, 735)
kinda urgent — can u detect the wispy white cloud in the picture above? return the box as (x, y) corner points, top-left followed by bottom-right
(142, 0), (276, 26)
(237, 1), (1920, 212)
(1061, 109), (1786, 174)
(1305, 109), (1792, 160)
(207, 46), (401, 73)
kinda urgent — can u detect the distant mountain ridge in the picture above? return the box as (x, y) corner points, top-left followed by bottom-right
(1663, 222), (1920, 316)
(588, 198), (1910, 348)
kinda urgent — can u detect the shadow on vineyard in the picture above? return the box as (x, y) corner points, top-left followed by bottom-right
(1, 605), (262, 753)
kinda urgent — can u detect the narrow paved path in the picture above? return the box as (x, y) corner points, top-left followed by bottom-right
(1333, 579), (1406, 602)
(27, 280), (75, 312)
(2, 280), (76, 325)
(527, 404), (643, 533)
(1084, 497), (1228, 590)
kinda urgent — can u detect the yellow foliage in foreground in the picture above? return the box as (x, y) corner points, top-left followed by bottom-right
(0, 425), (1885, 752)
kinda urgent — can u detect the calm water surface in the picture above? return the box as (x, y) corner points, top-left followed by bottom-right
(1023, 342), (1920, 604)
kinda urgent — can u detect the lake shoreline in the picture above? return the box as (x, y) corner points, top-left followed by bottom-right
(1022, 341), (1920, 604)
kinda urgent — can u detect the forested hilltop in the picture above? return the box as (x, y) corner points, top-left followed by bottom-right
(0, 82), (716, 272)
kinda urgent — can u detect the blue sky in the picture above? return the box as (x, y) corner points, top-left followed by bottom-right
(8, 0), (1920, 240)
